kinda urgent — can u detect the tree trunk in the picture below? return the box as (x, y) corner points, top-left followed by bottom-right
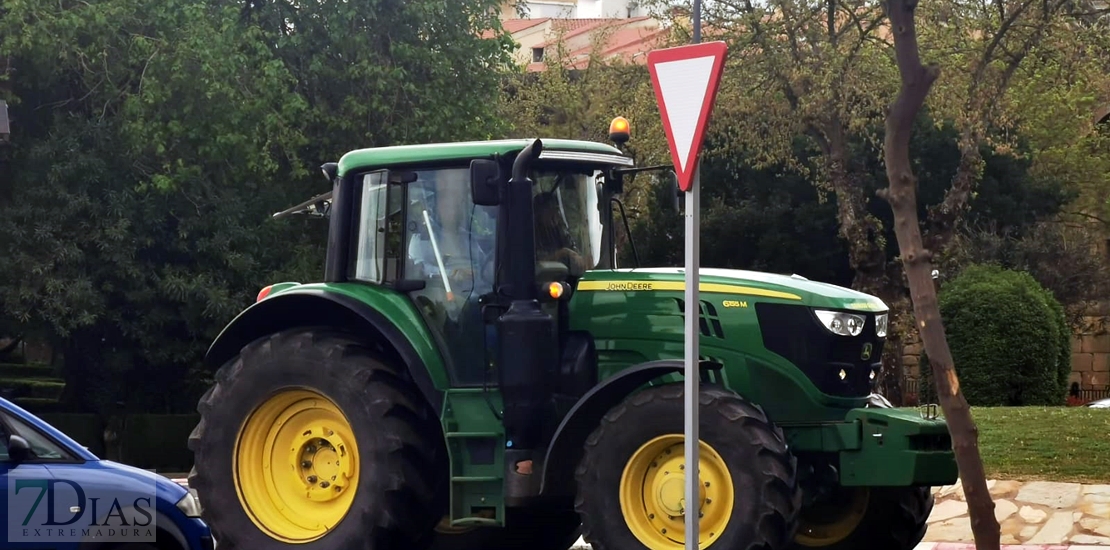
(823, 127), (909, 404)
(880, 0), (1000, 549)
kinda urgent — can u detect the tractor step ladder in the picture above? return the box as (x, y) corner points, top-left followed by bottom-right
(441, 389), (506, 527)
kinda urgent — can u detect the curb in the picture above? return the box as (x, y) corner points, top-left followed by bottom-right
(571, 540), (1105, 549)
(920, 545), (1109, 549)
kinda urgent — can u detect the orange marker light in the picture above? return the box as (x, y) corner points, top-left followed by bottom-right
(548, 282), (565, 300)
(256, 285), (274, 303)
(609, 116), (631, 145)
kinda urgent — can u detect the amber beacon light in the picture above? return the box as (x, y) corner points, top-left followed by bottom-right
(609, 116), (630, 146)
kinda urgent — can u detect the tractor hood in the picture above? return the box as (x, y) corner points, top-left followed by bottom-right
(576, 267), (888, 313)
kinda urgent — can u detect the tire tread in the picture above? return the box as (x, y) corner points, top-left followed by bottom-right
(189, 328), (445, 550)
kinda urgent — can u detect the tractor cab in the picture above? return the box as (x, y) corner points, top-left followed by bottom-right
(269, 135), (642, 391)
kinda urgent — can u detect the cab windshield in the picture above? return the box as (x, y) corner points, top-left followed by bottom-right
(529, 165), (604, 277)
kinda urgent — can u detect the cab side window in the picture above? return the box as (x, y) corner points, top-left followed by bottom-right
(404, 167), (498, 385)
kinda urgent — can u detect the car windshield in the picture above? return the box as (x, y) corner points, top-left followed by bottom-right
(529, 165), (603, 276)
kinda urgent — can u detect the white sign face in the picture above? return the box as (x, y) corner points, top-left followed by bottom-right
(646, 41), (727, 192)
(652, 55), (717, 173)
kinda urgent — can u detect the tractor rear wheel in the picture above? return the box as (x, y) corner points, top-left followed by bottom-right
(789, 486), (934, 550)
(427, 507), (582, 550)
(574, 383), (801, 550)
(188, 328), (444, 550)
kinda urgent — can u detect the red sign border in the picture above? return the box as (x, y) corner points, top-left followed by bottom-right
(646, 41), (728, 192)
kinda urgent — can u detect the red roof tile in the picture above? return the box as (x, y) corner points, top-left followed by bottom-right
(536, 22), (669, 70)
(535, 17), (652, 49)
(480, 17), (551, 39)
(503, 18), (551, 33)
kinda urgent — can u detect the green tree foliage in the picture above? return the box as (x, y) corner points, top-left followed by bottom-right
(922, 265), (1071, 406)
(0, 0), (514, 413)
(940, 222), (1110, 328)
(629, 111), (1073, 287)
(232, 0), (517, 157)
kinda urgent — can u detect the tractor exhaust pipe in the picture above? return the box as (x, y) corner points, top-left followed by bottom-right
(498, 139), (554, 453)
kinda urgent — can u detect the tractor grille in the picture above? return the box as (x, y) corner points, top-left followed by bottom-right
(754, 303), (884, 398)
(674, 298), (726, 339)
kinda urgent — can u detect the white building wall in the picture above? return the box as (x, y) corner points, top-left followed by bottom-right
(553, 0), (646, 18)
(522, 1), (578, 17)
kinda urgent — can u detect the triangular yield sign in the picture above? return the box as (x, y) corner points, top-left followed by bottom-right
(646, 42), (728, 192)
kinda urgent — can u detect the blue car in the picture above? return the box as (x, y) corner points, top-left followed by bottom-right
(0, 397), (214, 550)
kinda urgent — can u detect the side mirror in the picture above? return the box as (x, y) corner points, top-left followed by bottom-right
(320, 162), (339, 184)
(536, 261), (570, 284)
(470, 159), (502, 206)
(7, 435), (32, 463)
(605, 171), (625, 195)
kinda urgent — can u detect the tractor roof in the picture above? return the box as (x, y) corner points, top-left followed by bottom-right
(337, 138), (628, 176)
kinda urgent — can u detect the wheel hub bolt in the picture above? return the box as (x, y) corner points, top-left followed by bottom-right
(306, 445), (316, 453)
(302, 461), (312, 468)
(307, 475), (317, 483)
(320, 481), (330, 488)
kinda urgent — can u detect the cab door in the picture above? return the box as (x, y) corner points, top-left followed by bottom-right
(342, 166), (499, 387)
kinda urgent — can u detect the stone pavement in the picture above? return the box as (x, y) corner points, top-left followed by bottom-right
(925, 480), (1110, 546)
(570, 479), (1110, 548)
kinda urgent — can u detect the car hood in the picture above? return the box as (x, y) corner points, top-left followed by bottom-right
(92, 460), (190, 502)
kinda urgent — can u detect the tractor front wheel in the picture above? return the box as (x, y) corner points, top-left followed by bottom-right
(574, 384), (802, 550)
(188, 328), (444, 550)
(789, 486), (934, 550)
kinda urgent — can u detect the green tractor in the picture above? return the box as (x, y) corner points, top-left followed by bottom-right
(188, 125), (957, 550)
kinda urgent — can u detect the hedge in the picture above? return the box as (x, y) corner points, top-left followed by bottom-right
(921, 264), (1071, 406)
(36, 413), (199, 471)
(0, 363), (58, 378)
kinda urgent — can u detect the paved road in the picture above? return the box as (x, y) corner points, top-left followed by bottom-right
(169, 476), (1106, 549)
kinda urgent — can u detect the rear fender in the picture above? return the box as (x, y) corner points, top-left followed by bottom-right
(204, 288), (443, 411)
(538, 359), (722, 496)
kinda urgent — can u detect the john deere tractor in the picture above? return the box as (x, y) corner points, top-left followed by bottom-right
(188, 124), (957, 550)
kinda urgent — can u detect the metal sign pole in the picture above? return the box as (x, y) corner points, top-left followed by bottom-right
(684, 3), (704, 549)
(683, 164), (701, 550)
(685, 3), (703, 549)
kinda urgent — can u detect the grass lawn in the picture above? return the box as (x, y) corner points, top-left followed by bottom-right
(966, 406), (1110, 483)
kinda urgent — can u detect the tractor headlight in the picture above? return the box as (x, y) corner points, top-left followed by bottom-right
(814, 309), (865, 337)
(875, 313), (889, 338)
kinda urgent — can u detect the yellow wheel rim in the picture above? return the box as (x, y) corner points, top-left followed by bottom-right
(233, 388), (359, 543)
(793, 487), (870, 547)
(619, 435), (734, 549)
